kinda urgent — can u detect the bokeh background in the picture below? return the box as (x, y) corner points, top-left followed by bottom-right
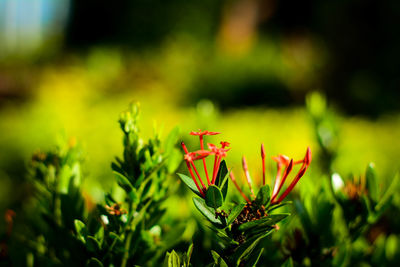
(0, 0), (399, 218)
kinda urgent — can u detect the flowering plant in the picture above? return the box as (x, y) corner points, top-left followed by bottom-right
(178, 131), (311, 266)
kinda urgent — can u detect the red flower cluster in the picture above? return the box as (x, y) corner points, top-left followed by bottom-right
(230, 145), (312, 205)
(181, 130), (230, 197)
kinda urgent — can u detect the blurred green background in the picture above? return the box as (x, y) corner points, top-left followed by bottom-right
(0, 0), (399, 217)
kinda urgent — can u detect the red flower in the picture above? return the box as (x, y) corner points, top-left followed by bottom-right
(230, 145), (311, 205)
(190, 130), (220, 136)
(181, 131), (230, 198)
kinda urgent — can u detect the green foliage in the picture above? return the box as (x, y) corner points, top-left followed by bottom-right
(4, 103), (181, 266)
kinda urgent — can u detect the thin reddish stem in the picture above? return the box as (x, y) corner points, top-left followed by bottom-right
(230, 172), (251, 203)
(271, 159), (293, 202)
(261, 144), (266, 186)
(242, 156), (255, 198)
(200, 136), (211, 185)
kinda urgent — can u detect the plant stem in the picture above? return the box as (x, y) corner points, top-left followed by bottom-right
(121, 230), (134, 267)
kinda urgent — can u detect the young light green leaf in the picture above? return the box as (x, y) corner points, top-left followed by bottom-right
(205, 185), (224, 209)
(227, 204), (246, 225)
(255, 185), (271, 207)
(178, 173), (203, 197)
(168, 250), (180, 267)
(74, 219), (87, 243)
(366, 163), (378, 202)
(193, 197), (224, 227)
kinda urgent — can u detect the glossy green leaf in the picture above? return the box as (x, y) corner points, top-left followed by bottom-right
(178, 173), (203, 198)
(215, 160), (229, 200)
(113, 171), (134, 192)
(168, 250), (180, 267)
(238, 213), (289, 231)
(366, 163), (378, 202)
(255, 185), (271, 207)
(227, 204), (246, 225)
(205, 185), (224, 209)
(211, 250), (228, 267)
(232, 232), (271, 265)
(193, 197), (224, 227)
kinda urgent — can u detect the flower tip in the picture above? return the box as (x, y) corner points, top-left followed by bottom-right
(305, 147), (312, 165)
(220, 141), (230, 148)
(261, 144), (266, 158)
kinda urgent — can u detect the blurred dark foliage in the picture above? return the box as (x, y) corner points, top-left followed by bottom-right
(65, 0), (400, 116)
(65, 0), (223, 48)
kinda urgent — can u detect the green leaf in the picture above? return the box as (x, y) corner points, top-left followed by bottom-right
(227, 204), (246, 225)
(238, 214), (289, 232)
(113, 171), (134, 192)
(178, 173), (203, 198)
(205, 185), (224, 209)
(193, 197), (224, 227)
(268, 201), (292, 212)
(243, 247), (264, 267)
(255, 185), (271, 207)
(232, 232), (271, 265)
(366, 163), (378, 202)
(74, 219), (87, 243)
(282, 257), (294, 267)
(211, 250), (228, 267)
(376, 173), (399, 212)
(168, 250), (180, 267)
(186, 243), (193, 267)
(86, 236), (101, 252)
(86, 258), (104, 267)
(215, 160), (229, 200)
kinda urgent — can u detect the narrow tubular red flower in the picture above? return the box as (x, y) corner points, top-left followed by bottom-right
(273, 148), (312, 204)
(229, 172), (251, 203)
(190, 130), (220, 136)
(271, 159), (293, 202)
(271, 155), (290, 198)
(199, 135), (211, 185)
(190, 161), (207, 192)
(242, 156), (255, 198)
(181, 142), (206, 196)
(184, 160), (205, 197)
(261, 144), (266, 185)
(274, 166), (307, 204)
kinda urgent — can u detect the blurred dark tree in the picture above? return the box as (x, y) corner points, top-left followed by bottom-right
(65, 0), (400, 116)
(65, 0), (223, 48)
